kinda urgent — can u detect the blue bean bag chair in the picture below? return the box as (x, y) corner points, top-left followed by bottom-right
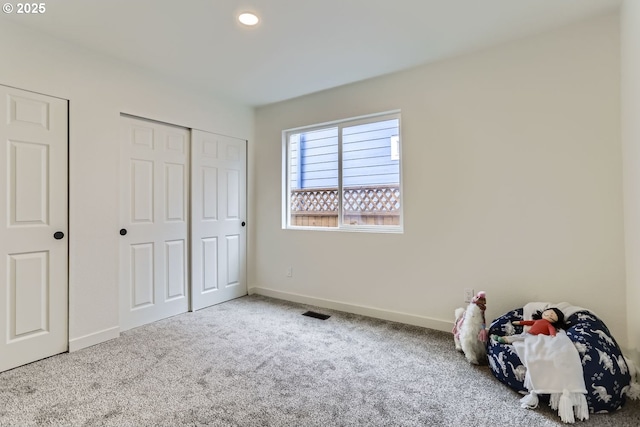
(488, 303), (637, 413)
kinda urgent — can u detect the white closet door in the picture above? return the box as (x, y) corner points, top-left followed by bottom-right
(119, 116), (189, 331)
(0, 85), (68, 372)
(191, 130), (247, 311)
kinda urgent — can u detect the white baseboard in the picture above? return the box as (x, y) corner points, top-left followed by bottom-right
(249, 286), (452, 333)
(69, 326), (120, 352)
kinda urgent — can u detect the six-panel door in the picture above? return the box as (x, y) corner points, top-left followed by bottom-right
(191, 130), (247, 311)
(0, 85), (68, 372)
(119, 116), (190, 331)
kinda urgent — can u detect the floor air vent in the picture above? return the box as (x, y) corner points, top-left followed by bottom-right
(302, 311), (331, 320)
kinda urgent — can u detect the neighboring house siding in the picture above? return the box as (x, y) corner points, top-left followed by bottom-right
(343, 119), (399, 187)
(290, 119), (399, 189)
(289, 128), (338, 190)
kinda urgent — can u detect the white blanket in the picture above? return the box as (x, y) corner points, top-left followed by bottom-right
(513, 330), (589, 423)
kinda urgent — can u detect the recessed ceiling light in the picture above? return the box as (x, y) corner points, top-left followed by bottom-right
(238, 12), (259, 26)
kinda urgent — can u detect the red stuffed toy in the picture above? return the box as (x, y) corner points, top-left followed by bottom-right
(492, 307), (566, 344)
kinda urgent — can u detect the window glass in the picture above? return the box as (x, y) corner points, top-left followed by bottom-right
(342, 119), (400, 226)
(285, 112), (402, 232)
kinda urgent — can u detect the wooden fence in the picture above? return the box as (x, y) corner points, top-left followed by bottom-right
(290, 185), (400, 226)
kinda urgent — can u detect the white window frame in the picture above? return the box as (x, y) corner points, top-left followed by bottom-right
(282, 110), (403, 233)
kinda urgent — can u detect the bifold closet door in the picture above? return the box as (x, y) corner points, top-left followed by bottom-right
(191, 130), (247, 311)
(0, 85), (68, 372)
(119, 116), (189, 331)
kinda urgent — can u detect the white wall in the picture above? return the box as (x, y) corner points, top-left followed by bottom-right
(253, 14), (627, 345)
(0, 20), (253, 350)
(621, 0), (640, 364)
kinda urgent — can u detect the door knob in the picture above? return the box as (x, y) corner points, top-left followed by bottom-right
(53, 231), (64, 240)
(241, 221), (246, 227)
(120, 228), (127, 236)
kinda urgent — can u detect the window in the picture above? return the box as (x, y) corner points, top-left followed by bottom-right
(283, 111), (402, 232)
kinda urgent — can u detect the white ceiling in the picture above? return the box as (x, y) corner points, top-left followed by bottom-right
(2, 0), (621, 106)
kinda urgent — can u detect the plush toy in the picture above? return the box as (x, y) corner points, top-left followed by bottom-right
(453, 291), (488, 364)
(491, 307), (566, 344)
